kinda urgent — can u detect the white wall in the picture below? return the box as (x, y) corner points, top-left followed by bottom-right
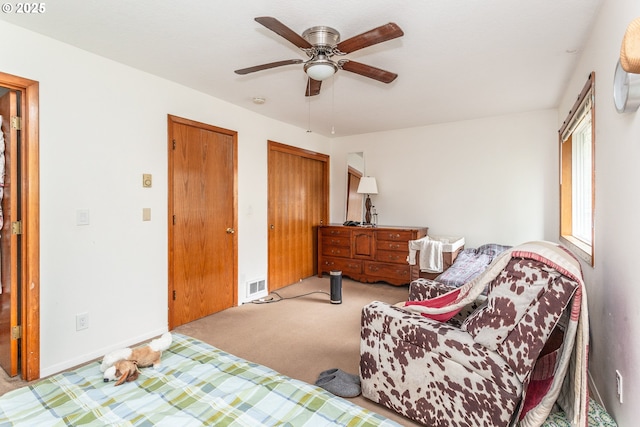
(330, 110), (559, 248)
(0, 20), (330, 377)
(560, 0), (640, 424)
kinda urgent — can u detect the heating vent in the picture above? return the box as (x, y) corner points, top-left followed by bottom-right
(247, 278), (266, 297)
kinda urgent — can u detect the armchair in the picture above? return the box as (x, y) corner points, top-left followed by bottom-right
(360, 241), (588, 427)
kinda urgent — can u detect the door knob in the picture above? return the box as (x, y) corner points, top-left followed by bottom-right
(226, 228), (235, 234)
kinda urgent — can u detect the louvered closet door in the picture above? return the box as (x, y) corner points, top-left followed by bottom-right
(268, 141), (328, 291)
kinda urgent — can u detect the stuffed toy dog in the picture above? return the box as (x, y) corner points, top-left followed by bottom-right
(101, 332), (172, 385)
(110, 360), (140, 386)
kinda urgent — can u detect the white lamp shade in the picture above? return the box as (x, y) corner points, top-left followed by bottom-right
(357, 177), (378, 194)
(305, 62), (337, 81)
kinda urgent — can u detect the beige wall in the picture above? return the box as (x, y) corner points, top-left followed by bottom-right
(330, 109), (558, 248)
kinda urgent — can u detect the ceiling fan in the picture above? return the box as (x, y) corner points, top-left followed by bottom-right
(234, 17), (404, 96)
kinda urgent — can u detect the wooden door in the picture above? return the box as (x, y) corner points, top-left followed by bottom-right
(0, 90), (19, 377)
(268, 141), (329, 291)
(168, 115), (237, 329)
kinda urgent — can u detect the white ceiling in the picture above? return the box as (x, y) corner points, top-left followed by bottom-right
(0, 0), (603, 137)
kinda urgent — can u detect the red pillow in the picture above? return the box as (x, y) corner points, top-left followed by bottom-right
(405, 288), (463, 322)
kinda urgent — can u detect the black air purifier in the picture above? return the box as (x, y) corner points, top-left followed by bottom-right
(330, 270), (342, 304)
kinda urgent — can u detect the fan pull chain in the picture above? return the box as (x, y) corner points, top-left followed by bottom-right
(331, 74), (335, 135)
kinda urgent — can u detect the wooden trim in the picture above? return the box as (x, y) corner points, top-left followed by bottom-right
(559, 135), (572, 236)
(167, 115), (238, 329)
(558, 72), (595, 267)
(0, 71), (40, 381)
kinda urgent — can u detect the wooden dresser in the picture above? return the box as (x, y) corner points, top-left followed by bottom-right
(317, 225), (428, 286)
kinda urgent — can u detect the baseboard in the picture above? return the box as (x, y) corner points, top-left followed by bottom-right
(40, 327), (168, 378)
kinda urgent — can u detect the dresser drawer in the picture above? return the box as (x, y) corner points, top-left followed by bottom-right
(364, 262), (411, 281)
(322, 235), (350, 248)
(320, 257), (362, 274)
(322, 244), (352, 258)
(376, 250), (408, 264)
(321, 227), (351, 238)
(377, 240), (407, 252)
(376, 230), (414, 242)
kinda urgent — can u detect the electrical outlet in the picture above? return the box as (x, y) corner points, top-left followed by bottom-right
(76, 313), (89, 331)
(616, 370), (623, 404)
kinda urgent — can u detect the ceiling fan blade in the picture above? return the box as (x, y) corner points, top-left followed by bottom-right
(255, 17), (313, 49)
(337, 23), (404, 54)
(305, 78), (322, 97)
(235, 59), (304, 75)
(340, 61), (398, 83)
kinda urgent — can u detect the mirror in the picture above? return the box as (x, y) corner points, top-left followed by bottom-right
(345, 152), (364, 222)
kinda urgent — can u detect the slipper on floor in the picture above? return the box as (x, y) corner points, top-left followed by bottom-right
(315, 374), (361, 398)
(318, 368), (360, 385)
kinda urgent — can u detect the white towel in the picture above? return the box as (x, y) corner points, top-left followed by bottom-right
(407, 236), (443, 273)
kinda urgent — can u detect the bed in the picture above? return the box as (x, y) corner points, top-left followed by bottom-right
(0, 333), (401, 426)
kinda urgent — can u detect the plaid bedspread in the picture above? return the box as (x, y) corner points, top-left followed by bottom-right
(0, 334), (400, 426)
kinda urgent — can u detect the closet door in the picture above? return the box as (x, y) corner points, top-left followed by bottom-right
(267, 141), (328, 291)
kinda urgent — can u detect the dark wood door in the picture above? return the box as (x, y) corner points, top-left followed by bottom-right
(168, 115), (237, 328)
(0, 90), (19, 377)
(268, 141), (328, 291)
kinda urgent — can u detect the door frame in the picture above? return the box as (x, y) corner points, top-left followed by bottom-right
(0, 71), (40, 381)
(167, 114), (238, 329)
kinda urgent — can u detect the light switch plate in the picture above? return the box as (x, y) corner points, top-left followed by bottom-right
(76, 209), (90, 225)
(143, 174), (152, 188)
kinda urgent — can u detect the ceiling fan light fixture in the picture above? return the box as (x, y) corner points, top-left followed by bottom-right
(304, 58), (338, 81)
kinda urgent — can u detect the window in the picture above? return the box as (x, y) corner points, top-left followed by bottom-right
(559, 72), (595, 266)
